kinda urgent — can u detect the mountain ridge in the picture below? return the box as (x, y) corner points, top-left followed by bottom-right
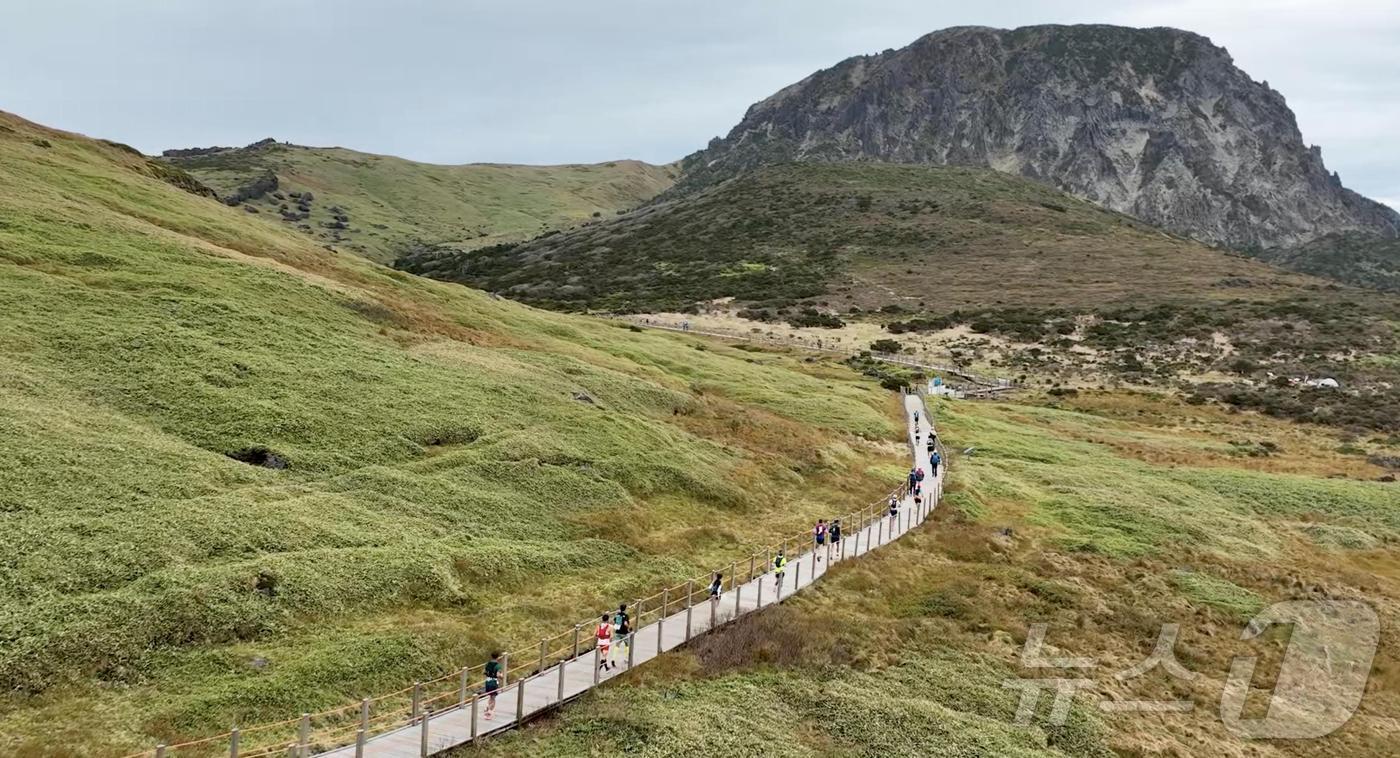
(671, 24), (1399, 250)
(160, 138), (677, 262)
(396, 160), (1335, 314)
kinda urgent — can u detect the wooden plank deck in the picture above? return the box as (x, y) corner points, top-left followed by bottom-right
(319, 393), (940, 757)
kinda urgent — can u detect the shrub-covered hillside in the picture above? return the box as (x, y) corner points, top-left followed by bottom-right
(396, 162), (1328, 313)
(0, 111), (899, 754)
(161, 138), (678, 263)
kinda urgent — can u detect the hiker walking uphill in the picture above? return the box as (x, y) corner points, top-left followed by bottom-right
(930, 449), (942, 477)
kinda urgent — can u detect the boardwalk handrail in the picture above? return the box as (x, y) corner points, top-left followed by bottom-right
(121, 395), (940, 758)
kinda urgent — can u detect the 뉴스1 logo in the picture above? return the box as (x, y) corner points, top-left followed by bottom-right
(1002, 599), (1379, 739)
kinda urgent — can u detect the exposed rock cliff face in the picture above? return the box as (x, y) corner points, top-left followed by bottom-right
(675, 24), (1399, 249)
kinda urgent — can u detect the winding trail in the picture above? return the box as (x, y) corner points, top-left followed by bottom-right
(320, 393), (941, 757)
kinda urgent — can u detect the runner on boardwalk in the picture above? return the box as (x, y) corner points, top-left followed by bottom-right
(889, 495), (899, 523)
(772, 550), (787, 592)
(483, 652), (503, 719)
(595, 614), (613, 672)
(612, 604), (631, 668)
(813, 519), (827, 560)
(709, 572), (723, 601)
(829, 519), (842, 559)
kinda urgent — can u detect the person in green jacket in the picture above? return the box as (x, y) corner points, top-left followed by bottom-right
(482, 651), (503, 720)
(773, 550), (787, 592)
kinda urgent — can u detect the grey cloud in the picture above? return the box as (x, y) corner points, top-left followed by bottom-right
(0, 1), (1393, 202)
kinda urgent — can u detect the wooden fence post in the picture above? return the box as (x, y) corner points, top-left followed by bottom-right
(593, 646), (602, 685)
(795, 560), (802, 588)
(155, 745), (167, 758)
(469, 693), (479, 740)
(538, 639), (547, 674)
(748, 554), (755, 582)
(459, 666), (470, 705)
(573, 624), (581, 660)
(411, 683), (422, 722)
(627, 632), (636, 668)
(298, 713), (310, 756)
(229, 727), (240, 758)
(359, 698), (369, 734)
(419, 707), (431, 757)
(355, 729), (366, 758)
(734, 581), (742, 617)
(515, 678), (526, 721)
(685, 580), (694, 641)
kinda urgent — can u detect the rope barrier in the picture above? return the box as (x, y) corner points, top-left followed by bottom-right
(121, 405), (939, 757)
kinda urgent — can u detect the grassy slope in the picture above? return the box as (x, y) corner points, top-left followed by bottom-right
(397, 162), (1330, 313)
(1254, 232), (1400, 294)
(162, 141), (678, 262)
(0, 111), (897, 754)
(468, 392), (1400, 757)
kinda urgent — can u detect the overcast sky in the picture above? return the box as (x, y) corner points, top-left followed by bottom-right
(2, 1), (1396, 208)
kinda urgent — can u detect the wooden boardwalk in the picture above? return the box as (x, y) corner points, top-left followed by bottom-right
(320, 393), (941, 757)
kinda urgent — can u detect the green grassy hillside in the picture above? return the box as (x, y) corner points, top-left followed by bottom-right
(0, 111), (894, 755)
(466, 392), (1400, 757)
(160, 139), (677, 262)
(396, 162), (1327, 313)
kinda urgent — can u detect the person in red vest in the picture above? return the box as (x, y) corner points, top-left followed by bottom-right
(595, 613), (614, 672)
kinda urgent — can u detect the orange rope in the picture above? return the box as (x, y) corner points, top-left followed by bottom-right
(120, 424), (938, 757)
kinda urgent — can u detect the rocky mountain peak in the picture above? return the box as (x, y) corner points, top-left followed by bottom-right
(676, 24), (1399, 249)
